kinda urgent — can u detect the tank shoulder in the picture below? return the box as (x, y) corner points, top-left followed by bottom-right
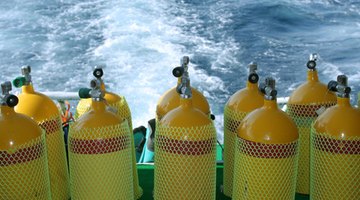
(313, 105), (360, 138)
(289, 81), (336, 104)
(238, 107), (298, 144)
(226, 87), (263, 112)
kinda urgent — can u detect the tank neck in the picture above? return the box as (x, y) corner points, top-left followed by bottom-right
(91, 100), (106, 112)
(0, 106), (15, 116)
(307, 70), (319, 82)
(263, 99), (278, 109)
(22, 84), (35, 94)
(180, 98), (193, 109)
(337, 96), (351, 107)
(246, 81), (258, 90)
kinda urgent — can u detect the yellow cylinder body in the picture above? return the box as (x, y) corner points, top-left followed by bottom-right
(156, 80), (210, 120)
(154, 98), (217, 200)
(75, 85), (142, 199)
(0, 106), (51, 199)
(287, 70), (336, 195)
(223, 81), (263, 197)
(233, 99), (299, 200)
(311, 97), (360, 200)
(15, 85), (70, 200)
(69, 100), (134, 200)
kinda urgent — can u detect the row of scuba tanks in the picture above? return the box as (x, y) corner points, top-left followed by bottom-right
(0, 53), (359, 200)
(222, 53), (359, 200)
(0, 66), (142, 200)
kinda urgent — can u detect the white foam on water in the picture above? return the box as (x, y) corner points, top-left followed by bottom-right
(92, 0), (235, 137)
(1, 0), (360, 143)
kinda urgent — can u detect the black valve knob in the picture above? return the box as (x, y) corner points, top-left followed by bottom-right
(306, 60), (316, 70)
(5, 94), (18, 107)
(93, 68), (104, 78)
(248, 73), (259, 84)
(344, 86), (351, 94)
(172, 67), (184, 78)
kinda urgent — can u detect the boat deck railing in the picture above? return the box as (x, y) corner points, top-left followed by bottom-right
(43, 91), (290, 104)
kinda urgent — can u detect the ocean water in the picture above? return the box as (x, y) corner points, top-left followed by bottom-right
(0, 0), (359, 141)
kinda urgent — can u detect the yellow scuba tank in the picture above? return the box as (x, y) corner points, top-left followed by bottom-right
(311, 75), (360, 200)
(223, 62), (263, 197)
(287, 53), (337, 195)
(233, 77), (299, 200)
(75, 66), (142, 199)
(68, 78), (134, 200)
(0, 81), (51, 199)
(154, 71), (217, 200)
(13, 66), (70, 200)
(156, 56), (211, 120)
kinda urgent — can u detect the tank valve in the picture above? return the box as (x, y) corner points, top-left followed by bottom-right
(0, 81), (19, 107)
(173, 56), (191, 97)
(78, 79), (105, 101)
(248, 62), (259, 84)
(306, 53), (318, 70)
(172, 56), (189, 78)
(259, 77), (277, 100)
(328, 75), (351, 98)
(13, 65), (32, 88)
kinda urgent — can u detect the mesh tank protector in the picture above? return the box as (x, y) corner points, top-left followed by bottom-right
(75, 66), (142, 199)
(311, 75), (360, 200)
(69, 78), (134, 199)
(13, 66), (70, 200)
(223, 62), (263, 197)
(0, 81), (51, 199)
(233, 77), (299, 200)
(287, 54), (337, 195)
(154, 69), (217, 200)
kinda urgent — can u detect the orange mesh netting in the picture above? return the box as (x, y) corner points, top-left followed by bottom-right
(223, 106), (247, 197)
(286, 102), (335, 194)
(0, 133), (51, 199)
(68, 121), (134, 200)
(310, 127), (359, 200)
(39, 114), (70, 200)
(233, 137), (299, 200)
(75, 97), (142, 199)
(154, 123), (217, 200)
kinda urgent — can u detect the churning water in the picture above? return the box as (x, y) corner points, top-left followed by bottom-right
(1, 0), (359, 141)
